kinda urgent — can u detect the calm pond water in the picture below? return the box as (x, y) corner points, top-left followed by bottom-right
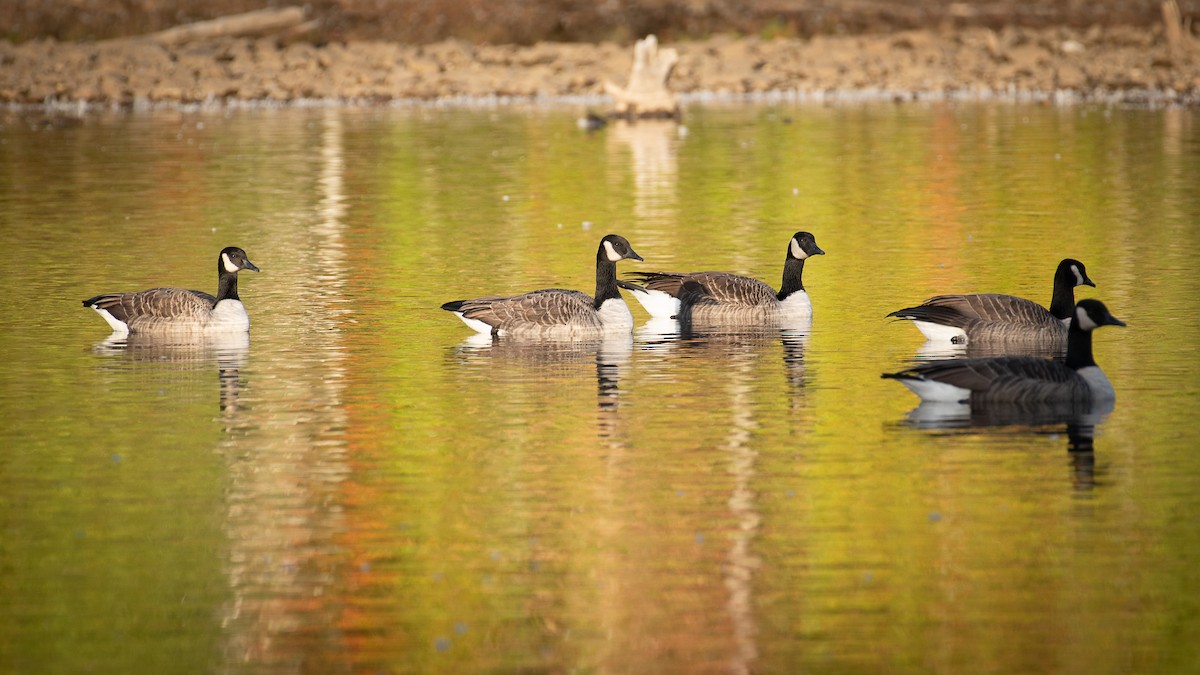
(2, 101), (1199, 674)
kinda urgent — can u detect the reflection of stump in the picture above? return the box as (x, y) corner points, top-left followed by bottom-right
(604, 35), (680, 119)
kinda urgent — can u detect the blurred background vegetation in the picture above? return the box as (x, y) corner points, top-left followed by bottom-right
(1, 0), (1188, 45)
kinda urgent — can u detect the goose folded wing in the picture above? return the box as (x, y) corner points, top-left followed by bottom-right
(907, 356), (1071, 392)
(460, 289), (602, 328)
(92, 288), (217, 323)
(924, 294), (1055, 325)
(626, 272), (687, 297)
(682, 273), (777, 307)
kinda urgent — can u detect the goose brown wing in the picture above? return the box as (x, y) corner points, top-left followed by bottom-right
(907, 356), (1080, 400)
(625, 272), (687, 297)
(87, 288), (217, 324)
(458, 289), (602, 329)
(924, 293), (1056, 326)
(679, 272), (778, 307)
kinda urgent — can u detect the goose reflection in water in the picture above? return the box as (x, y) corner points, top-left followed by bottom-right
(912, 337), (1068, 361)
(450, 332), (634, 441)
(635, 316), (812, 394)
(635, 315), (811, 671)
(897, 397), (1113, 491)
(92, 331), (250, 413)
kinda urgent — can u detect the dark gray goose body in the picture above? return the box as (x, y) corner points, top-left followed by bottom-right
(887, 258), (1094, 345)
(623, 231), (825, 324)
(441, 234), (644, 338)
(882, 299), (1125, 404)
(83, 247), (259, 334)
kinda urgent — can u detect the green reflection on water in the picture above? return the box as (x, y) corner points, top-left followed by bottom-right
(1, 102), (1198, 673)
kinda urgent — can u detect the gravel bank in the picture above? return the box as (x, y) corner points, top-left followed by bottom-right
(2, 26), (1198, 108)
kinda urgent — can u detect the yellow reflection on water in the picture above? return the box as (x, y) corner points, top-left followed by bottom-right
(1, 102), (1199, 673)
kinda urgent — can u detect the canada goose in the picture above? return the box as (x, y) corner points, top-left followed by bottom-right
(882, 298), (1124, 404)
(441, 234), (644, 338)
(622, 231), (825, 324)
(82, 246), (259, 334)
(887, 258), (1094, 344)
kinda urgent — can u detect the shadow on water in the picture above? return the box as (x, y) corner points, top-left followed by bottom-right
(896, 397), (1114, 491)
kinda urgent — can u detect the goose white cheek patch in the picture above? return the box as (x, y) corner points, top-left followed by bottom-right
(1075, 306), (1099, 331)
(603, 240), (622, 262)
(1072, 265), (1084, 286)
(222, 253), (240, 273)
(790, 239), (807, 259)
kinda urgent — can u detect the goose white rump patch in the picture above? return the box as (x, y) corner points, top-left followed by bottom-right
(92, 307), (130, 333)
(897, 377), (972, 403)
(626, 286), (681, 319)
(912, 320), (968, 342)
(452, 311), (495, 335)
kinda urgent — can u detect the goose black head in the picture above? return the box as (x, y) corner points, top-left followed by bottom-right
(1058, 258), (1094, 288)
(788, 232), (825, 260)
(1073, 299), (1125, 332)
(220, 247), (260, 274)
(600, 234), (644, 263)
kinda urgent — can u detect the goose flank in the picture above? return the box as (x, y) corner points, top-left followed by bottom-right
(83, 246), (260, 334)
(882, 298), (1125, 404)
(622, 231), (825, 324)
(441, 234), (644, 338)
(887, 258), (1094, 345)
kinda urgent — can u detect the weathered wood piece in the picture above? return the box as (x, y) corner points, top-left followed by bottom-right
(127, 7), (308, 46)
(1163, 0), (1195, 64)
(604, 35), (680, 119)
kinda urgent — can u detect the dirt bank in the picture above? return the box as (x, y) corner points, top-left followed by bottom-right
(2, 25), (1198, 107)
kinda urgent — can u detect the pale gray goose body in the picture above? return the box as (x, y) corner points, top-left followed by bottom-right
(887, 258), (1094, 345)
(623, 231), (825, 325)
(882, 299), (1125, 404)
(83, 247), (259, 334)
(441, 234), (643, 338)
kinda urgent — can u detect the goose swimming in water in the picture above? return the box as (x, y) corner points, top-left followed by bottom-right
(622, 231), (825, 325)
(882, 298), (1125, 404)
(83, 246), (260, 334)
(441, 234), (644, 338)
(887, 258), (1095, 345)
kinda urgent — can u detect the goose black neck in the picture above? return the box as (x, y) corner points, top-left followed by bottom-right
(594, 249), (621, 309)
(777, 257), (807, 301)
(1065, 321), (1097, 370)
(216, 267), (240, 302)
(1048, 269), (1076, 320)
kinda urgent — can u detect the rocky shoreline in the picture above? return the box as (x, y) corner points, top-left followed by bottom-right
(2, 25), (1198, 108)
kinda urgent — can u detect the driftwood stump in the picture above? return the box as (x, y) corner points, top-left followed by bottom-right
(604, 35), (680, 119)
(1163, 0), (1196, 64)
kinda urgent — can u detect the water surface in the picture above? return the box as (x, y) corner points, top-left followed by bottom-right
(1, 102), (1198, 673)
